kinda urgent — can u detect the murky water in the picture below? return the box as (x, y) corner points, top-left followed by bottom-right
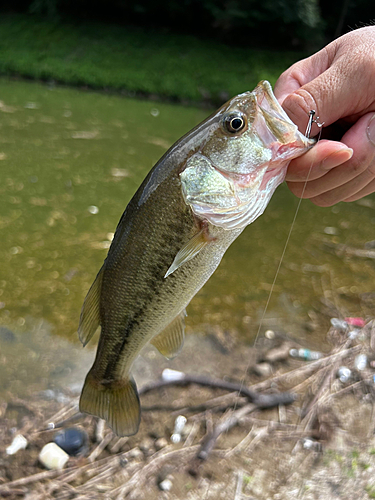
(1, 78), (375, 401)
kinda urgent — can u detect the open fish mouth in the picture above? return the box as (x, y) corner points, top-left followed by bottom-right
(253, 80), (315, 162)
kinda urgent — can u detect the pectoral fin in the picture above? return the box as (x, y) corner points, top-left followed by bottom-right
(164, 230), (208, 278)
(78, 265), (104, 347)
(151, 309), (187, 359)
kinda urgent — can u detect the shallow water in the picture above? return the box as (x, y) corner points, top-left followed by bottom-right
(1, 78), (375, 400)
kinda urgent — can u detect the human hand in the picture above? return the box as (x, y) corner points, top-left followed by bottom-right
(274, 26), (375, 206)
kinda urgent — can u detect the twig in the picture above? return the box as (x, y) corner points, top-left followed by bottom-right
(170, 394), (248, 417)
(183, 421), (199, 447)
(197, 404), (257, 461)
(109, 437), (129, 454)
(88, 431), (114, 462)
(43, 400), (79, 429)
(248, 345), (361, 393)
(206, 411), (214, 435)
(226, 425), (255, 456)
(278, 404), (286, 424)
(0, 469), (67, 492)
(326, 379), (366, 401)
(197, 389), (296, 461)
(300, 365), (332, 419)
(234, 470), (244, 500)
(140, 373), (262, 403)
(95, 419), (106, 442)
(78, 461), (122, 491)
(188, 392), (295, 423)
(54, 451), (123, 484)
(0, 488), (28, 497)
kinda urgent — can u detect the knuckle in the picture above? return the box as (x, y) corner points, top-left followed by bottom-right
(310, 194), (335, 207)
(348, 153), (368, 175)
(366, 156), (375, 177)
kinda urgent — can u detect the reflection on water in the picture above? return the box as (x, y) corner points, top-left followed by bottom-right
(1, 78), (375, 398)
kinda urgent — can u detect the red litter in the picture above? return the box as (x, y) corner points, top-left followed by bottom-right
(345, 317), (366, 328)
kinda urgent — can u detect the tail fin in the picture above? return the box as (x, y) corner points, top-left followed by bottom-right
(79, 371), (141, 436)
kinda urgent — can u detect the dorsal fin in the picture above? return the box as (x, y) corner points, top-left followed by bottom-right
(151, 309), (187, 359)
(78, 265), (104, 347)
(164, 230), (208, 278)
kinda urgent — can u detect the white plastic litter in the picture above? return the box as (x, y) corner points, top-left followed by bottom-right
(39, 442), (69, 470)
(159, 479), (172, 491)
(162, 368), (185, 382)
(171, 415), (187, 444)
(6, 435), (28, 455)
(355, 354), (367, 371)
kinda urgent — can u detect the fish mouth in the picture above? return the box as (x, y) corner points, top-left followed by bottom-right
(253, 80), (315, 165)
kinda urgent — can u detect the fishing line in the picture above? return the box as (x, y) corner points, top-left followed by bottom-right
(253, 111), (323, 348)
(231, 111), (323, 415)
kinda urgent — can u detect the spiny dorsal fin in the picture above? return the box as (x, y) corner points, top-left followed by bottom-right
(151, 309), (187, 359)
(79, 370), (140, 436)
(164, 230), (207, 278)
(78, 265), (104, 347)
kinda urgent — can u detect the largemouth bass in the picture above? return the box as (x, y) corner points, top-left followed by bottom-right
(78, 81), (314, 436)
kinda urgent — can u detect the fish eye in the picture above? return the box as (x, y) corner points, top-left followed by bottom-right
(223, 113), (247, 134)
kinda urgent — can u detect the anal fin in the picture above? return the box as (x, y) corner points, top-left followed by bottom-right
(164, 229), (208, 278)
(151, 309), (186, 359)
(78, 265), (104, 347)
(79, 370), (141, 437)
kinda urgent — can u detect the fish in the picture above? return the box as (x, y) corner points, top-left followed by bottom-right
(78, 81), (315, 436)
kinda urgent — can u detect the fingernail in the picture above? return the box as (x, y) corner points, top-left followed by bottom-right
(367, 114), (375, 147)
(322, 148), (354, 170)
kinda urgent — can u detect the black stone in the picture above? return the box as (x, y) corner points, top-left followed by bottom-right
(54, 427), (89, 456)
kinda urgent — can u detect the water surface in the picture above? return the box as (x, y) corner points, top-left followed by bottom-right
(1, 78), (374, 400)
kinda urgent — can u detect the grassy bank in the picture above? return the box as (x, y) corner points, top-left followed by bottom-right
(0, 14), (302, 104)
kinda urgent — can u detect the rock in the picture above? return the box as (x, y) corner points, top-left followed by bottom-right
(139, 437), (155, 455)
(155, 438), (168, 451)
(253, 362), (272, 378)
(264, 343), (291, 363)
(54, 427), (88, 456)
(265, 329), (275, 339)
(128, 447), (143, 460)
(159, 479), (173, 491)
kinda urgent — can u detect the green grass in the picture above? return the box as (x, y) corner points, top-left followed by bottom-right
(0, 13), (302, 104)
